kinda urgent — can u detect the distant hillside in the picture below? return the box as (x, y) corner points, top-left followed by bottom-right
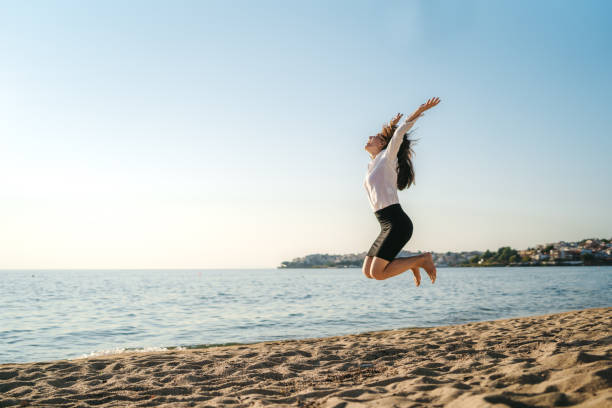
(278, 238), (612, 268)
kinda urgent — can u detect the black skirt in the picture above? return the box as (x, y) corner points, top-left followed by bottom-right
(367, 203), (413, 261)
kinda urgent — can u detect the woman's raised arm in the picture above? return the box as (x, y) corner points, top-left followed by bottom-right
(383, 97), (441, 160)
(408, 97), (440, 121)
(383, 114), (421, 160)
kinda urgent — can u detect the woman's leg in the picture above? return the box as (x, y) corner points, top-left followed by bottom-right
(362, 256), (374, 279)
(371, 253), (436, 282)
(410, 266), (422, 287)
(370, 255), (423, 280)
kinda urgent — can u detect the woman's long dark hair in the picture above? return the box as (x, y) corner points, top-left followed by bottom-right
(396, 129), (417, 190)
(380, 124), (418, 190)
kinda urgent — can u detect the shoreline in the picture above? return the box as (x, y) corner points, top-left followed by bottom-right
(5, 305), (607, 365)
(1, 307), (610, 407)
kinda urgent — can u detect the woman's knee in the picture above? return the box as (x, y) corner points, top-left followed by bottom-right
(370, 266), (385, 280)
(362, 256), (374, 279)
(370, 257), (390, 280)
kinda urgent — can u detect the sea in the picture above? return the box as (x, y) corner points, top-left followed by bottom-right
(1, 266), (610, 364)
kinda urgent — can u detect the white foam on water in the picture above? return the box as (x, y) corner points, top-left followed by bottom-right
(75, 346), (186, 359)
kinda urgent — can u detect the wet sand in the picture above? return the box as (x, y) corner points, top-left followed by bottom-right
(1, 307), (610, 407)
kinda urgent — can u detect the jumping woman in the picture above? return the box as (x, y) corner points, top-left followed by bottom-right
(362, 97), (440, 285)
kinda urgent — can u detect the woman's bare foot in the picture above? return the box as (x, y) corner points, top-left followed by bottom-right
(410, 267), (421, 287)
(421, 252), (437, 284)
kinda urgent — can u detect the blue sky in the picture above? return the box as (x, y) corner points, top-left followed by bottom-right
(1, 0), (610, 269)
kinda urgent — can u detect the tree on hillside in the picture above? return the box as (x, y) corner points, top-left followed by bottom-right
(496, 246), (518, 263)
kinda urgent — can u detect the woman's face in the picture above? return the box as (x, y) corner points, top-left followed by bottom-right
(365, 134), (385, 157)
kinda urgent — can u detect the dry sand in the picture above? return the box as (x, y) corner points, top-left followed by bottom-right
(1, 307), (610, 407)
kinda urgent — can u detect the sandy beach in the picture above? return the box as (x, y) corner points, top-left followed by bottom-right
(1, 307), (610, 407)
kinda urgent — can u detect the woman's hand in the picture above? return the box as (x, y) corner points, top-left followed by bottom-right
(417, 97), (441, 114)
(408, 97), (441, 121)
(390, 112), (403, 125)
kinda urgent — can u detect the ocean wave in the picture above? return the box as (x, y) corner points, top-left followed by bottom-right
(76, 346), (186, 359)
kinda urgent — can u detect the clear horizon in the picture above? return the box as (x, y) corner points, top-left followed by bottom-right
(1, 0), (611, 269)
(1, 235), (610, 271)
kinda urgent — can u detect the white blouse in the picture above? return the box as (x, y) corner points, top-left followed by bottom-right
(363, 114), (422, 212)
